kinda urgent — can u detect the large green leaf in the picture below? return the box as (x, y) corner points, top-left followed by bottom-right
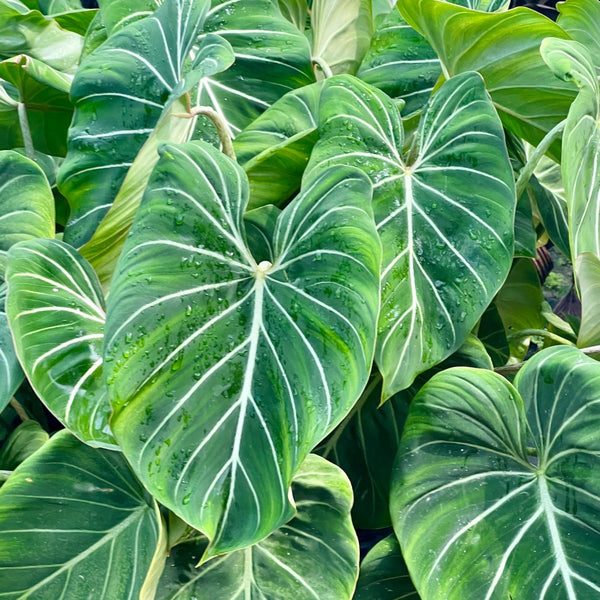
(0, 150), (54, 277)
(233, 82), (321, 209)
(0, 54), (72, 156)
(541, 38), (600, 259)
(0, 430), (162, 599)
(0, 0), (83, 74)
(575, 252), (600, 348)
(56, 0), (219, 249)
(311, 0), (372, 77)
(398, 0), (576, 159)
(5, 239), (116, 448)
(156, 454), (358, 600)
(306, 73), (515, 397)
(354, 534), (419, 600)
(556, 0), (600, 73)
(391, 346), (600, 599)
(0, 306), (23, 413)
(104, 140), (381, 556)
(357, 6), (441, 118)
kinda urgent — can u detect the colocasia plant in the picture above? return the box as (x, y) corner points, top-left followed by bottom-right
(1, 0), (600, 597)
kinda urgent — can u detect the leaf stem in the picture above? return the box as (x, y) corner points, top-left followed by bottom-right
(495, 344), (600, 375)
(506, 329), (576, 346)
(9, 397), (30, 421)
(515, 119), (566, 199)
(181, 106), (236, 161)
(17, 102), (34, 159)
(312, 57), (333, 79)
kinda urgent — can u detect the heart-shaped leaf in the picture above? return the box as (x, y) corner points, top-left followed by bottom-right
(398, 0), (576, 159)
(541, 38), (600, 259)
(306, 72), (515, 397)
(354, 534), (419, 600)
(5, 239), (115, 448)
(104, 140), (380, 555)
(0, 430), (162, 599)
(156, 454), (358, 600)
(391, 346), (600, 599)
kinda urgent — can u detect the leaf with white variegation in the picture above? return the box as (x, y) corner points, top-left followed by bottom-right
(5, 239), (115, 448)
(57, 0), (219, 249)
(0, 430), (162, 599)
(398, 0), (576, 160)
(0, 150), (55, 277)
(357, 6), (441, 119)
(541, 38), (600, 259)
(556, 0), (600, 73)
(104, 140), (381, 556)
(391, 346), (600, 600)
(233, 82), (321, 209)
(306, 73), (515, 398)
(156, 455), (358, 600)
(0, 302), (23, 413)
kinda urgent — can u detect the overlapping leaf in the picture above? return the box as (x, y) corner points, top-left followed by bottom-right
(233, 82), (321, 209)
(392, 346), (600, 599)
(6, 239), (115, 448)
(156, 455), (358, 600)
(556, 0), (600, 73)
(0, 430), (161, 599)
(104, 140), (380, 555)
(398, 0), (576, 159)
(576, 252), (600, 348)
(541, 38), (600, 259)
(0, 300), (23, 413)
(306, 73), (514, 397)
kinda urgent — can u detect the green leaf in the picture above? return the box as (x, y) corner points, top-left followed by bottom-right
(96, 0), (157, 35)
(0, 150), (55, 277)
(0, 308), (23, 413)
(398, 0), (576, 160)
(233, 82), (321, 209)
(354, 534), (419, 600)
(104, 140), (381, 555)
(275, 0), (308, 31)
(0, 430), (162, 599)
(576, 252), (600, 348)
(556, 0), (600, 73)
(0, 0), (83, 74)
(477, 303), (510, 368)
(5, 239), (116, 448)
(56, 0), (218, 249)
(0, 419), (48, 470)
(0, 54), (73, 156)
(494, 258), (546, 360)
(156, 455), (358, 600)
(52, 9), (98, 36)
(244, 204), (281, 264)
(391, 346), (600, 599)
(306, 73), (515, 397)
(541, 38), (600, 259)
(514, 187), (536, 258)
(318, 369), (411, 529)
(311, 0), (373, 76)
(357, 6), (441, 118)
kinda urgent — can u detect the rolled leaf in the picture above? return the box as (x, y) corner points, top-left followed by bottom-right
(306, 73), (515, 397)
(156, 455), (359, 600)
(392, 346), (600, 599)
(0, 430), (162, 599)
(398, 0), (576, 159)
(5, 239), (115, 448)
(104, 140), (380, 555)
(541, 38), (600, 259)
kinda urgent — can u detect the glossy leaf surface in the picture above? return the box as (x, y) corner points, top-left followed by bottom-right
(542, 38), (600, 259)
(307, 73), (514, 397)
(0, 305), (23, 413)
(0, 430), (161, 599)
(556, 0), (600, 72)
(398, 0), (576, 159)
(6, 239), (115, 448)
(104, 141), (380, 555)
(392, 346), (600, 599)
(156, 455), (358, 600)
(0, 419), (48, 471)
(354, 534), (418, 600)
